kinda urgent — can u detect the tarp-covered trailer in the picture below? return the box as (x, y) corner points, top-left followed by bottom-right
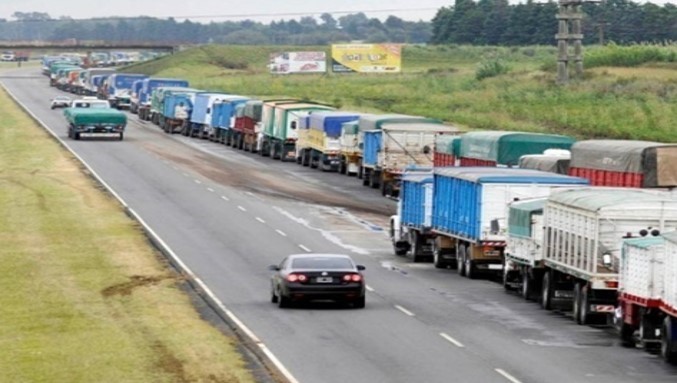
(297, 111), (362, 171)
(518, 149), (571, 175)
(458, 131), (575, 167)
(233, 100), (263, 152)
(568, 140), (677, 188)
(159, 89), (202, 134)
(212, 96), (250, 144)
(64, 108), (127, 141)
(434, 134), (461, 167)
(187, 92), (233, 138)
(137, 78), (190, 121)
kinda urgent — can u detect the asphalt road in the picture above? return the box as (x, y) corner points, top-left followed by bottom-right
(3, 68), (677, 383)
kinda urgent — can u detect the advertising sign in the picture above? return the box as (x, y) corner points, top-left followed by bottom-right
(331, 44), (402, 73)
(269, 51), (327, 74)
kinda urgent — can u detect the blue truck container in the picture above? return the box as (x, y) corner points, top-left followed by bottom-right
(162, 90), (201, 119)
(213, 96), (250, 143)
(308, 111), (362, 137)
(106, 73), (148, 109)
(362, 130), (382, 167)
(138, 78), (189, 105)
(427, 167), (589, 275)
(130, 79), (146, 113)
(189, 93), (235, 138)
(400, 170), (434, 229)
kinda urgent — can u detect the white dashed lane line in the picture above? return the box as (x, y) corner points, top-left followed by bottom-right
(440, 333), (465, 348)
(194, 179), (202, 184)
(394, 305), (415, 317)
(365, 285), (375, 292)
(495, 369), (522, 383)
(298, 244), (311, 252)
(238, 206), (247, 212)
(276, 229), (287, 237)
(207, 188), (214, 193)
(256, 217), (266, 223)
(221, 196), (230, 201)
(182, 173), (189, 177)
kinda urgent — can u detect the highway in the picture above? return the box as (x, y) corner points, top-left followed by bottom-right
(3, 67), (677, 383)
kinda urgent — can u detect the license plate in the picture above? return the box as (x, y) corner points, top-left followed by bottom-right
(287, 151), (295, 157)
(316, 277), (333, 283)
(487, 264), (503, 270)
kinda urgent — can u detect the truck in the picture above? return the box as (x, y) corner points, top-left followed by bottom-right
(296, 111), (361, 171)
(65, 69), (84, 93)
(91, 75), (110, 99)
(433, 134), (461, 167)
(517, 149), (571, 175)
(129, 79), (145, 114)
(104, 73), (148, 109)
(232, 100), (263, 152)
(362, 122), (462, 197)
(64, 108), (127, 141)
(137, 78), (190, 121)
(343, 114), (441, 180)
(427, 168), (588, 273)
(186, 93), (236, 139)
(212, 96), (250, 143)
(229, 103), (248, 148)
(54, 67), (80, 90)
(158, 89), (203, 134)
(568, 140), (677, 188)
(149, 86), (200, 125)
(260, 102), (334, 161)
(457, 131), (575, 167)
(518, 189), (677, 326)
(82, 68), (115, 96)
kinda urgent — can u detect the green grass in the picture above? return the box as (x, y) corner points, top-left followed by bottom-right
(124, 44), (677, 142)
(0, 86), (254, 383)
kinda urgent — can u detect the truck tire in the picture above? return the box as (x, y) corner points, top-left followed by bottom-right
(457, 245), (467, 277)
(464, 254), (476, 279)
(661, 316), (677, 364)
(619, 320), (636, 348)
(362, 169), (370, 186)
(573, 283), (585, 324)
(370, 171), (380, 189)
(411, 232), (424, 263)
(74, 132), (80, 140)
(119, 132), (124, 141)
(339, 159), (347, 175)
(541, 271), (553, 310)
(433, 249), (446, 269)
(521, 271), (533, 300)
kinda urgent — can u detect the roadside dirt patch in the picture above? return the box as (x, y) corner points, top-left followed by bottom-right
(101, 274), (181, 297)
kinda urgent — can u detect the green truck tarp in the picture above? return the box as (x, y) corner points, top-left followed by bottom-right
(459, 131), (575, 166)
(435, 135), (461, 156)
(508, 199), (545, 237)
(64, 108), (127, 126)
(244, 100), (263, 121)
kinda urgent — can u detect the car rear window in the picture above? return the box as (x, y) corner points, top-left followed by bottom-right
(291, 257), (353, 270)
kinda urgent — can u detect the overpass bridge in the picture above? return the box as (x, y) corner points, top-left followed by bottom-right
(0, 41), (179, 53)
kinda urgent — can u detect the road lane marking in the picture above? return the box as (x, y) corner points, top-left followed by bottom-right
(440, 333), (465, 348)
(194, 179), (202, 184)
(394, 305), (415, 317)
(365, 285), (375, 292)
(246, 192), (255, 196)
(207, 188), (215, 193)
(182, 173), (189, 177)
(298, 244), (311, 252)
(276, 229), (287, 237)
(221, 196), (230, 201)
(256, 217), (266, 223)
(495, 368), (522, 383)
(238, 206), (247, 212)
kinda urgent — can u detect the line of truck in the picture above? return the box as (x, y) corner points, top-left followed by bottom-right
(43, 63), (677, 363)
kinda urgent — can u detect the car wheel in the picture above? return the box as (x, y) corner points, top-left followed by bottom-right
(277, 290), (290, 308)
(354, 296), (366, 309)
(270, 285), (278, 304)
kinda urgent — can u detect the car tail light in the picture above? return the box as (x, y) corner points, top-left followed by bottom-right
(604, 281), (619, 289)
(287, 274), (307, 283)
(343, 274), (362, 282)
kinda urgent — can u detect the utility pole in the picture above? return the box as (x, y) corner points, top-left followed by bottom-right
(555, 0), (600, 85)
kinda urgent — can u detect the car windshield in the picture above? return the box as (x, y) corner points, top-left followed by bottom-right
(90, 103), (109, 109)
(291, 257), (353, 270)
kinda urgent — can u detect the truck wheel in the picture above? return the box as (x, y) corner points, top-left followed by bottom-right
(464, 255), (476, 279)
(541, 271), (553, 310)
(433, 248), (446, 269)
(573, 283), (584, 324)
(521, 271), (532, 300)
(362, 170), (370, 186)
(370, 172), (380, 189)
(339, 160), (346, 175)
(358, 165), (363, 179)
(74, 132), (80, 140)
(411, 232), (425, 263)
(661, 316), (677, 364)
(457, 245), (466, 277)
(619, 320), (636, 348)
(119, 132), (124, 141)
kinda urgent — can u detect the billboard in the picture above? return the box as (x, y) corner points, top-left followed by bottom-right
(269, 51), (327, 74)
(331, 44), (402, 73)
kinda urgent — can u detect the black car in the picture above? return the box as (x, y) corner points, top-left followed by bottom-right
(269, 253), (366, 308)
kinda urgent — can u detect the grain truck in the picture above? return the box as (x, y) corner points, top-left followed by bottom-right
(149, 87), (200, 126)
(137, 78), (189, 121)
(433, 134), (461, 167)
(532, 189), (677, 325)
(338, 120), (363, 176)
(185, 92), (233, 138)
(458, 131), (575, 167)
(296, 111), (361, 171)
(617, 232), (677, 363)
(362, 122), (462, 197)
(232, 100), (263, 152)
(129, 79), (145, 114)
(428, 168), (588, 273)
(517, 149), (571, 175)
(64, 108), (127, 141)
(158, 89), (202, 134)
(568, 140), (677, 188)
(104, 73), (148, 109)
(211, 96), (250, 143)
(260, 102), (334, 161)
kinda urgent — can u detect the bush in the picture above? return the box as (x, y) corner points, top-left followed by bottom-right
(586, 43), (675, 68)
(476, 59), (510, 80)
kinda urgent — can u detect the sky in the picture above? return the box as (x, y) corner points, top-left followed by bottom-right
(0, 0), (673, 23)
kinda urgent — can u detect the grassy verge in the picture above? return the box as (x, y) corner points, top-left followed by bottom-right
(125, 44), (677, 142)
(0, 86), (255, 382)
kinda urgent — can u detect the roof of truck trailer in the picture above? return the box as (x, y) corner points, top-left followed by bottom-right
(663, 231), (677, 245)
(547, 188), (677, 211)
(273, 103), (334, 111)
(434, 167), (589, 184)
(380, 122), (462, 132)
(402, 169), (434, 183)
(623, 236), (665, 249)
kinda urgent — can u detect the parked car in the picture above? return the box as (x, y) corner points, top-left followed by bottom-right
(269, 253), (366, 308)
(50, 96), (72, 109)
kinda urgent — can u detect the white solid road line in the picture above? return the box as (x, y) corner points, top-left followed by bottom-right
(298, 244), (312, 252)
(238, 206), (247, 212)
(221, 196), (230, 201)
(394, 305), (415, 317)
(276, 229), (287, 237)
(495, 368), (523, 383)
(440, 332), (465, 348)
(365, 285), (375, 292)
(256, 217), (266, 223)
(207, 188), (215, 193)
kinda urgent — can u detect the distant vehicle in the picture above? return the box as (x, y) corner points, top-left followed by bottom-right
(269, 254), (366, 308)
(50, 96), (72, 109)
(1, 51), (15, 62)
(70, 98), (111, 109)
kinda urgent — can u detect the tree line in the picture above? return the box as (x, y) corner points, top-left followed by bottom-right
(1, 1), (674, 46)
(432, 0), (677, 46)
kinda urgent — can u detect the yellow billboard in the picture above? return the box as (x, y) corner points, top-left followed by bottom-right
(331, 44), (402, 73)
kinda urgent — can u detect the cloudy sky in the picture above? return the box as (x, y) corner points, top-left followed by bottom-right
(0, 0), (672, 23)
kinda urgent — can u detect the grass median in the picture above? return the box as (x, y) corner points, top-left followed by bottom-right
(0, 86), (256, 382)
